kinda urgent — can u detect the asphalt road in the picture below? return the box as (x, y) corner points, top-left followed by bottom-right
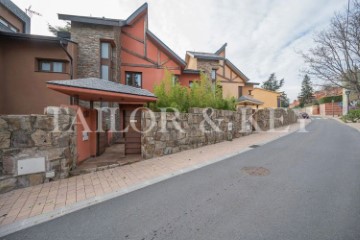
(3, 119), (360, 240)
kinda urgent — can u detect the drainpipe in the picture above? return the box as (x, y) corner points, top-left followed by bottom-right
(59, 39), (74, 79)
(59, 38), (75, 105)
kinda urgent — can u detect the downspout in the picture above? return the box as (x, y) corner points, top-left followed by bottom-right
(59, 39), (73, 79)
(59, 39), (74, 105)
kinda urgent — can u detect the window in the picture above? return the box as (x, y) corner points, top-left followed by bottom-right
(211, 69), (217, 80)
(172, 75), (179, 85)
(0, 17), (18, 32)
(38, 60), (65, 73)
(238, 86), (243, 98)
(189, 81), (194, 88)
(101, 42), (110, 59)
(125, 72), (142, 88)
(100, 41), (112, 80)
(248, 90), (253, 96)
(101, 65), (109, 80)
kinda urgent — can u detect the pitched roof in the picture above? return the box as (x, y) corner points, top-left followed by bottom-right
(126, 3), (148, 24)
(215, 43), (227, 55)
(225, 59), (250, 82)
(58, 14), (126, 27)
(187, 51), (224, 61)
(58, 3), (148, 27)
(147, 30), (186, 67)
(237, 95), (264, 105)
(47, 78), (156, 98)
(0, 0), (30, 33)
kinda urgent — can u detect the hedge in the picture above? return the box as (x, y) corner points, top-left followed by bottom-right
(318, 95), (342, 104)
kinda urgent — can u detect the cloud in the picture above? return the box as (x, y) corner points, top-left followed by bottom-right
(12, 0), (349, 101)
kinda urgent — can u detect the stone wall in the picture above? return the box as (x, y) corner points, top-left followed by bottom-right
(141, 108), (252, 159)
(0, 107), (77, 193)
(141, 108), (298, 159)
(253, 108), (298, 131)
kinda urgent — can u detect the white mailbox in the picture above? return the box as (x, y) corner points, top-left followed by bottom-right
(17, 157), (46, 176)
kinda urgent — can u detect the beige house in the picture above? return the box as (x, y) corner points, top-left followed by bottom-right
(252, 88), (281, 109)
(184, 43), (260, 100)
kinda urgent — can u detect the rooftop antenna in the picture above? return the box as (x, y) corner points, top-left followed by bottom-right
(25, 5), (42, 18)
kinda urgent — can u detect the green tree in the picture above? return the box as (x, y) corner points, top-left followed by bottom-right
(48, 22), (70, 36)
(261, 73), (284, 91)
(151, 70), (236, 112)
(152, 70), (189, 112)
(298, 74), (315, 106)
(280, 92), (290, 108)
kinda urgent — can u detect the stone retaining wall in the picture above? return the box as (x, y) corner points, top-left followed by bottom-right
(141, 108), (298, 159)
(253, 108), (298, 131)
(0, 107), (77, 193)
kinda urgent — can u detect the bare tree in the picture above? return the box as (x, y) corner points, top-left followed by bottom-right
(302, 0), (360, 94)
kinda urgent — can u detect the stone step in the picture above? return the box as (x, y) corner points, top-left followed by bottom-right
(104, 143), (125, 156)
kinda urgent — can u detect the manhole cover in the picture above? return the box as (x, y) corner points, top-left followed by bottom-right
(249, 145), (261, 149)
(241, 167), (270, 176)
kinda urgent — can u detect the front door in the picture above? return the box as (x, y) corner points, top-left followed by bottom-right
(96, 110), (108, 156)
(122, 106), (142, 155)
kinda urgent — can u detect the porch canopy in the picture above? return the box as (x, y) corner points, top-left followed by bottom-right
(47, 78), (157, 103)
(236, 95), (264, 108)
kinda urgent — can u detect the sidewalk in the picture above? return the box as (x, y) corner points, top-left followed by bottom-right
(328, 116), (360, 132)
(0, 122), (306, 236)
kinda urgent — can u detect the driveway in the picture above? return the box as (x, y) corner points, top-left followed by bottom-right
(3, 119), (360, 240)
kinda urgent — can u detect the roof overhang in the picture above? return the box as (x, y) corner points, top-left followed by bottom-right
(186, 51), (224, 61)
(0, 31), (77, 44)
(246, 82), (260, 86)
(58, 14), (125, 27)
(47, 78), (157, 103)
(183, 69), (202, 74)
(236, 96), (264, 106)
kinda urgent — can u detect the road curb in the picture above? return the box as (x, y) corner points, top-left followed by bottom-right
(0, 124), (303, 237)
(329, 117), (360, 133)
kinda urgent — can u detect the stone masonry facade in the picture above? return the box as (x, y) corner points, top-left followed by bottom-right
(197, 59), (221, 81)
(70, 22), (121, 81)
(0, 107), (77, 193)
(70, 22), (122, 140)
(141, 108), (298, 159)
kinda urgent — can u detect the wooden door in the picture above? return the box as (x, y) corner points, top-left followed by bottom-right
(96, 109), (110, 156)
(123, 108), (142, 154)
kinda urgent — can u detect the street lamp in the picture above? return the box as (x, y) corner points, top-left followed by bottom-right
(345, 90), (351, 114)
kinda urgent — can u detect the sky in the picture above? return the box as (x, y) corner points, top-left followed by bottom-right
(12, 0), (349, 101)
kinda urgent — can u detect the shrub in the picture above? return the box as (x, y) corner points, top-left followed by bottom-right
(343, 109), (360, 123)
(150, 70), (236, 112)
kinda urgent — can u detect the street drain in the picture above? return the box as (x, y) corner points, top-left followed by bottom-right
(249, 145), (261, 149)
(241, 167), (270, 176)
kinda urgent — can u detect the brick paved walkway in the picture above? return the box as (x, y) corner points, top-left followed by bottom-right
(0, 122), (305, 231)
